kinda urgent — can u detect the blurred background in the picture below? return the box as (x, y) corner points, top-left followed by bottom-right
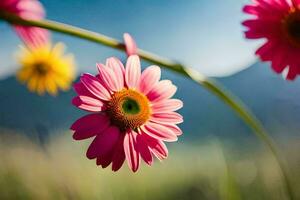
(0, 0), (299, 199)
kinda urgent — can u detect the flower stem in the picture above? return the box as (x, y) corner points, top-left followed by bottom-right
(0, 12), (295, 199)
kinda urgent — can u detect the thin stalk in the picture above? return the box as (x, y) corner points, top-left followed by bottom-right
(0, 12), (294, 200)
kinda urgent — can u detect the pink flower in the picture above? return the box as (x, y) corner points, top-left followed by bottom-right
(0, 0), (49, 47)
(71, 55), (183, 172)
(242, 0), (300, 80)
(124, 33), (138, 56)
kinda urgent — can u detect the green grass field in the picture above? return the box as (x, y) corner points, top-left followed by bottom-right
(0, 132), (299, 200)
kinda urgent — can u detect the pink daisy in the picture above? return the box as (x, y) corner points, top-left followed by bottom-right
(0, 0), (49, 47)
(242, 0), (300, 80)
(71, 55), (183, 172)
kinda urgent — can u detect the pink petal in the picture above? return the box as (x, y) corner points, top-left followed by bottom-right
(106, 57), (125, 73)
(151, 99), (183, 113)
(161, 124), (183, 136)
(150, 112), (183, 125)
(147, 80), (177, 102)
(72, 96), (104, 112)
(73, 82), (92, 97)
(124, 33), (138, 56)
(81, 73), (111, 101)
(137, 133), (153, 165)
(112, 135), (126, 171)
(271, 46), (288, 73)
(143, 134), (168, 160)
(243, 5), (259, 15)
(139, 65), (161, 95)
(286, 65), (298, 80)
(17, 0), (45, 19)
(242, 19), (281, 39)
(256, 40), (279, 61)
(124, 130), (140, 172)
(97, 134), (126, 170)
(86, 126), (120, 159)
(71, 114), (110, 140)
(141, 122), (178, 142)
(96, 151), (114, 168)
(125, 55), (141, 89)
(97, 63), (121, 92)
(14, 26), (49, 48)
(106, 57), (125, 90)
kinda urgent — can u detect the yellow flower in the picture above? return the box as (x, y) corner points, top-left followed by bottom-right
(16, 42), (76, 96)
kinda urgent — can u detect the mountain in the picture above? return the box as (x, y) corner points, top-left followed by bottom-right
(0, 62), (299, 141)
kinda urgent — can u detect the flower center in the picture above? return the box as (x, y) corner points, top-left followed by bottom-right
(282, 9), (300, 47)
(34, 62), (49, 76)
(106, 89), (151, 130)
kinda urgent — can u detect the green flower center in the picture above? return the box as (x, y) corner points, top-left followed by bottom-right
(122, 98), (140, 115)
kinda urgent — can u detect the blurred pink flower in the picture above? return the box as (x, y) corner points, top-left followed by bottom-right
(71, 55), (183, 172)
(0, 0), (49, 47)
(242, 0), (300, 80)
(124, 33), (138, 56)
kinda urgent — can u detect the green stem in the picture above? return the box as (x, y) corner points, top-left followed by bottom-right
(0, 12), (294, 199)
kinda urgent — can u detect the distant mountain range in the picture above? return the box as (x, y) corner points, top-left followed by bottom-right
(0, 62), (299, 141)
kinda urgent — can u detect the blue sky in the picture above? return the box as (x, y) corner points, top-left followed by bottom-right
(0, 0), (260, 79)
